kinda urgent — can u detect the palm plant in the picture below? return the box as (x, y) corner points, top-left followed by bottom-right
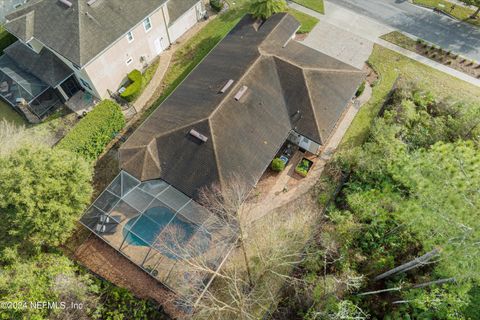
(250, 0), (287, 20)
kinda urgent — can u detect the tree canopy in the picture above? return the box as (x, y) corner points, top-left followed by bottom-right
(460, 0), (480, 18)
(0, 146), (92, 257)
(250, 0), (287, 20)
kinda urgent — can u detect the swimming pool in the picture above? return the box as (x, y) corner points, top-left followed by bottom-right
(123, 206), (211, 260)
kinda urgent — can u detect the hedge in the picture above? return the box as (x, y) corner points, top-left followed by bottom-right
(355, 81), (366, 97)
(120, 69), (143, 102)
(210, 0), (224, 12)
(57, 100), (125, 161)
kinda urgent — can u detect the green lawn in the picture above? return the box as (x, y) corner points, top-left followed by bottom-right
(288, 8), (319, 33)
(292, 0), (324, 14)
(341, 44), (480, 148)
(0, 100), (25, 126)
(0, 25), (16, 54)
(380, 31), (418, 51)
(413, 0), (480, 27)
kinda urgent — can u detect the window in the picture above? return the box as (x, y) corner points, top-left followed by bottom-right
(143, 17), (152, 32)
(126, 31), (134, 43)
(79, 78), (92, 91)
(126, 57), (133, 65)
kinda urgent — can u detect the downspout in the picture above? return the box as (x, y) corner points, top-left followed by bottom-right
(161, 3), (172, 46)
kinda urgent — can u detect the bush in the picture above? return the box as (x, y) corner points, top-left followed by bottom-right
(271, 158), (286, 171)
(58, 100), (125, 161)
(120, 69), (143, 102)
(210, 0), (224, 12)
(0, 146), (92, 253)
(295, 159), (312, 177)
(355, 81), (366, 97)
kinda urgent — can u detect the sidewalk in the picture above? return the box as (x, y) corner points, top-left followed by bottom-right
(290, 1), (480, 87)
(133, 52), (172, 112)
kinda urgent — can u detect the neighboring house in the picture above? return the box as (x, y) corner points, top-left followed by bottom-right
(0, 0), (29, 23)
(0, 0), (205, 121)
(80, 13), (364, 303)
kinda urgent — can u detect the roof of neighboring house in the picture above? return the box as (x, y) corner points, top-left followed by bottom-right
(4, 41), (72, 87)
(3, 0), (176, 66)
(167, 0), (199, 26)
(119, 13), (364, 199)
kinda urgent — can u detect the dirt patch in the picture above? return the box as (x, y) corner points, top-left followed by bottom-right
(74, 235), (184, 319)
(92, 148), (121, 197)
(295, 33), (308, 41)
(363, 63), (378, 86)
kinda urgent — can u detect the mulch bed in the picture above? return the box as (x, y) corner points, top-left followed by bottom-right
(74, 235), (186, 319)
(415, 42), (480, 79)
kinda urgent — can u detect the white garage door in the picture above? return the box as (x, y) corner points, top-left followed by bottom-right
(168, 6), (198, 43)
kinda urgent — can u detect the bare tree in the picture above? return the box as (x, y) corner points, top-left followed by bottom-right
(152, 180), (318, 320)
(198, 175), (255, 287)
(0, 119), (52, 156)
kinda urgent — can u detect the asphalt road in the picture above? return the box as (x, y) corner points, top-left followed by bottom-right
(328, 0), (480, 61)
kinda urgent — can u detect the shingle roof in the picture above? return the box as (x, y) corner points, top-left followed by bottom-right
(4, 0), (170, 66)
(119, 13), (364, 198)
(167, 0), (199, 26)
(4, 41), (72, 87)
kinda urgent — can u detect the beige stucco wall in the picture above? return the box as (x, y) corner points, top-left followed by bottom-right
(82, 6), (170, 99)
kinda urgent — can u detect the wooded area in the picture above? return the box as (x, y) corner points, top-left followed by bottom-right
(273, 81), (480, 319)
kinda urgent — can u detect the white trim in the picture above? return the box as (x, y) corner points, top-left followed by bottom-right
(126, 31), (134, 43)
(143, 17), (152, 32)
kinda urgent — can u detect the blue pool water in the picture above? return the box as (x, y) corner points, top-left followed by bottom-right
(123, 206), (211, 260)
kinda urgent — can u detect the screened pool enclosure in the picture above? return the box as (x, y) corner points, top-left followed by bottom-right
(80, 171), (238, 299)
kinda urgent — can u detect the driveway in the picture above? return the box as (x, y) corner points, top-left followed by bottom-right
(295, 1), (393, 69)
(328, 0), (480, 62)
(301, 20), (379, 69)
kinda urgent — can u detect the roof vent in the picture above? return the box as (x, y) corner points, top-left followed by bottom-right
(234, 85), (248, 101)
(219, 79), (234, 93)
(58, 0), (73, 8)
(189, 129), (208, 143)
(87, 0), (98, 5)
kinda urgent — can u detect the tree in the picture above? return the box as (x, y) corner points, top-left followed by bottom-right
(0, 119), (52, 156)
(156, 177), (316, 319)
(0, 146), (92, 257)
(0, 253), (98, 320)
(460, 0), (480, 18)
(197, 175), (254, 287)
(250, 0), (287, 20)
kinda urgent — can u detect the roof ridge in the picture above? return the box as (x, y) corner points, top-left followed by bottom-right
(272, 55), (323, 142)
(301, 67), (323, 144)
(303, 67), (365, 74)
(205, 118), (224, 191)
(153, 117), (210, 141)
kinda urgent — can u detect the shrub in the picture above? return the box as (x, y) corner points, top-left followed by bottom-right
(120, 69), (143, 102)
(58, 100), (125, 161)
(0, 146), (92, 253)
(295, 159), (312, 177)
(355, 81), (366, 97)
(271, 158), (286, 171)
(210, 0), (224, 12)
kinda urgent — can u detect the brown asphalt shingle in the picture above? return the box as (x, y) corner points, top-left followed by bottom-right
(119, 13), (365, 199)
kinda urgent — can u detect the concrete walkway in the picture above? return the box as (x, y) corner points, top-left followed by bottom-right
(133, 52), (172, 113)
(290, 1), (480, 87)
